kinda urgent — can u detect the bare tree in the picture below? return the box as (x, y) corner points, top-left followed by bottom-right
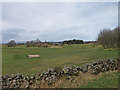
(97, 27), (119, 49)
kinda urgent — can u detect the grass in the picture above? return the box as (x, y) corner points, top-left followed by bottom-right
(2, 44), (118, 75)
(79, 71), (119, 88)
(44, 70), (119, 88)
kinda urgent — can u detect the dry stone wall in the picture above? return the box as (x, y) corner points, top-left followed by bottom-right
(1, 58), (119, 89)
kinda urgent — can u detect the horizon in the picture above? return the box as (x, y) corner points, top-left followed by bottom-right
(1, 39), (97, 44)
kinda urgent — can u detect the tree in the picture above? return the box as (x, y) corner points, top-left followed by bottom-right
(97, 27), (119, 49)
(35, 39), (41, 43)
(26, 39), (42, 47)
(7, 40), (16, 47)
(26, 41), (30, 47)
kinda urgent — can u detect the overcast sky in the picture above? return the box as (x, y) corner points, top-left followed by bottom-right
(2, 2), (118, 43)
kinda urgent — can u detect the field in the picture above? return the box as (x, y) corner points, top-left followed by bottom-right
(2, 44), (118, 75)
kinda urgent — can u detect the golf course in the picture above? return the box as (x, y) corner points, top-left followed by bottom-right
(2, 44), (118, 75)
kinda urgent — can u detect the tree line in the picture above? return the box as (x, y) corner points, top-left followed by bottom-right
(7, 39), (61, 48)
(25, 39), (54, 48)
(63, 39), (84, 44)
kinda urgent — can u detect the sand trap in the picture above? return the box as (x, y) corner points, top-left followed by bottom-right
(28, 55), (40, 58)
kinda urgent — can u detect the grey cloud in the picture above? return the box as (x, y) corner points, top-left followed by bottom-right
(2, 28), (27, 43)
(2, 2), (118, 43)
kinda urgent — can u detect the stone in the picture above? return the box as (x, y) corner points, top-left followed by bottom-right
(7, 78), (12, 81)
(53, 67), (64, 76)
(4, 74), (9, 79)
(13, 80), (17, 83)
(63, 65), (79, 76)
(93, 61), (97, 66)
(97, 59), (103, 64)
(11, 74), (17, 79)
(79, 65), (88, 73)
(25, 85), (29, 88)
(30, 76), (35, 80)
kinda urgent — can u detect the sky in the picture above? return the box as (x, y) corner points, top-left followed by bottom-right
(2, 2), (118, 43)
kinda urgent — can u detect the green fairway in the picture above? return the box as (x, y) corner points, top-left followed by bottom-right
(2, 44), (118, 75)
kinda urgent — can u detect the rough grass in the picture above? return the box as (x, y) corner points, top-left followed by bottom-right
(79, 71), (119, 88)
(2, 44), (118, 75)
(39, 70), (119, 88)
